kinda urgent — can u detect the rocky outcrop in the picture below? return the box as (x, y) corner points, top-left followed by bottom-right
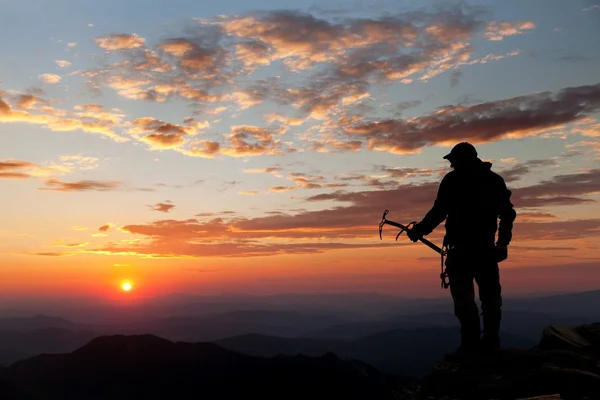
(539, 323), (600, 357)
(402, 323), (600, 400)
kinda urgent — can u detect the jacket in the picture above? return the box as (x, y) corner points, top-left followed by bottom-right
(415, 159), (516, 248)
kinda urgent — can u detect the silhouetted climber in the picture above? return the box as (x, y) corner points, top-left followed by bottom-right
(407, 142), (516, 353)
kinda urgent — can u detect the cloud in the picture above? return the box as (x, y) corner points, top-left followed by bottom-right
(269, 186), (297, 192)
(20, 251), (75, 257)
(99, 224), (112, 232)
(129, 117), (205, 150)
(484, 21), (535, 41)
(243, 166), (284, 177)
(56, 155), (100, 171)
(511, 168), (600, 208)
(55, 60), (72, 68)
(219, 125), (283, 157)
(0, 94), (127, 142)
(40, 178), (122, 192)
(0, 158), (79, 179)
(497, 159), (558, 183)
(150, 202), (175, 212)
(583, 5), (600, 11)
(340, 83), (600, 154)
(517, 212), (557, 221)
(0, 6), (524, 160)
(0, 160), (37, 179)
(53, 241), (89, 248)
(513, 219), (600, 241)
(239, 190), (259, 195)
(67, 163), (600, 259)
(39, 74), (61, 84)
(450, 68), (462, 87)
(16, 94), (40, 109)
(96, 33), (146, 50)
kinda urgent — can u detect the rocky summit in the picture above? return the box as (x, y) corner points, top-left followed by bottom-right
(401, 323), (600, 400)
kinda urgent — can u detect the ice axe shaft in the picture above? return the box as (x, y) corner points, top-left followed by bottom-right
(379, 209), (443, 254)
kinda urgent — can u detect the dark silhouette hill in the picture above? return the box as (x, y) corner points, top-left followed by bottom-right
(217, 327), (534, 377)
(0, 334), (405, 400)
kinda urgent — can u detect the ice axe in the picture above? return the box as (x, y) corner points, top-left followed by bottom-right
(378, 209), (450, 289)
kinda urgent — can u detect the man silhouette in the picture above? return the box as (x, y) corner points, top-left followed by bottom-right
(407, 142), (516, 353)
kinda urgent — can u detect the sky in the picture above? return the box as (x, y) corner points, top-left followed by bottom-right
(1, 0), (600, 302)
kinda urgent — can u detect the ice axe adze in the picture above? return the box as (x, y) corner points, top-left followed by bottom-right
(378, 209), (450, 289)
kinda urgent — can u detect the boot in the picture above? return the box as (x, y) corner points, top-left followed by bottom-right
(456, 334), (481, 354)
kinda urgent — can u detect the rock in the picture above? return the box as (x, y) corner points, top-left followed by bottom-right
(539, 323), (600, 357)
(406, 347), (600, 399)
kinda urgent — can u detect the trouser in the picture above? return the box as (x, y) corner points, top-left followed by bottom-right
(446, 246), (502, 345)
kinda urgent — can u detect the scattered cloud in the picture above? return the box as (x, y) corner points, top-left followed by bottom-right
(149, 201), (175, 212)
(20, 251), (75, 257)
(40, 178), (122, 192)
(484, 21), (535, 41)
(498, 159), (558, 183)
(0, 160), (37, 179)
(269, 186), (297, 192)
(0, 6), (545, 159)
(55, 60), (72, 68)
(0, 93), (127, 142)
(96, 33), (145, 50)
(99, 224), (112, 232)
(243, 166), (284, 178)
(583, 5), (600, 11)
(39, 74), (61, 84)
(52, 241), (89, 248)
(16, 94), (40, 109)
(511, 168), (600, 208)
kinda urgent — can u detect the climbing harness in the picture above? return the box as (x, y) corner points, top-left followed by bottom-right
(379, 209), (450, 289)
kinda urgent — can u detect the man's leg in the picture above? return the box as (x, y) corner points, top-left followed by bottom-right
(475, 260), (502, 350)
(448, 267), (481, 351)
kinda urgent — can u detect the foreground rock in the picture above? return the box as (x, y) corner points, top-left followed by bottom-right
(402, 323), (600, 400)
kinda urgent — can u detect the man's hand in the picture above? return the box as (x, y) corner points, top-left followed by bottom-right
(407, 224), (423, 242)
(495, 244), (508, 262)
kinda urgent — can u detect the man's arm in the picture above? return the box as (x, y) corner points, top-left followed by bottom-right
(415, 175), (450, 236)
(496, 176), (516, 246)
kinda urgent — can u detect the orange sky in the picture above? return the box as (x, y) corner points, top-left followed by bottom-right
(1, 1), (600, 300)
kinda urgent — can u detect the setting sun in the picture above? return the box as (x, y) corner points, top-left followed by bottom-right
(121, 282), (132, 292)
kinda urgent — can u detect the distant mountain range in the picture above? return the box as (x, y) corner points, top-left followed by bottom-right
(3, 289), (599, 323)
(0, 289), (599, 373)
(0, 335), (406, 400)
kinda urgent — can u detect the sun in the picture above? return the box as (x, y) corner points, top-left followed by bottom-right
(121, 282), (132, 292)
